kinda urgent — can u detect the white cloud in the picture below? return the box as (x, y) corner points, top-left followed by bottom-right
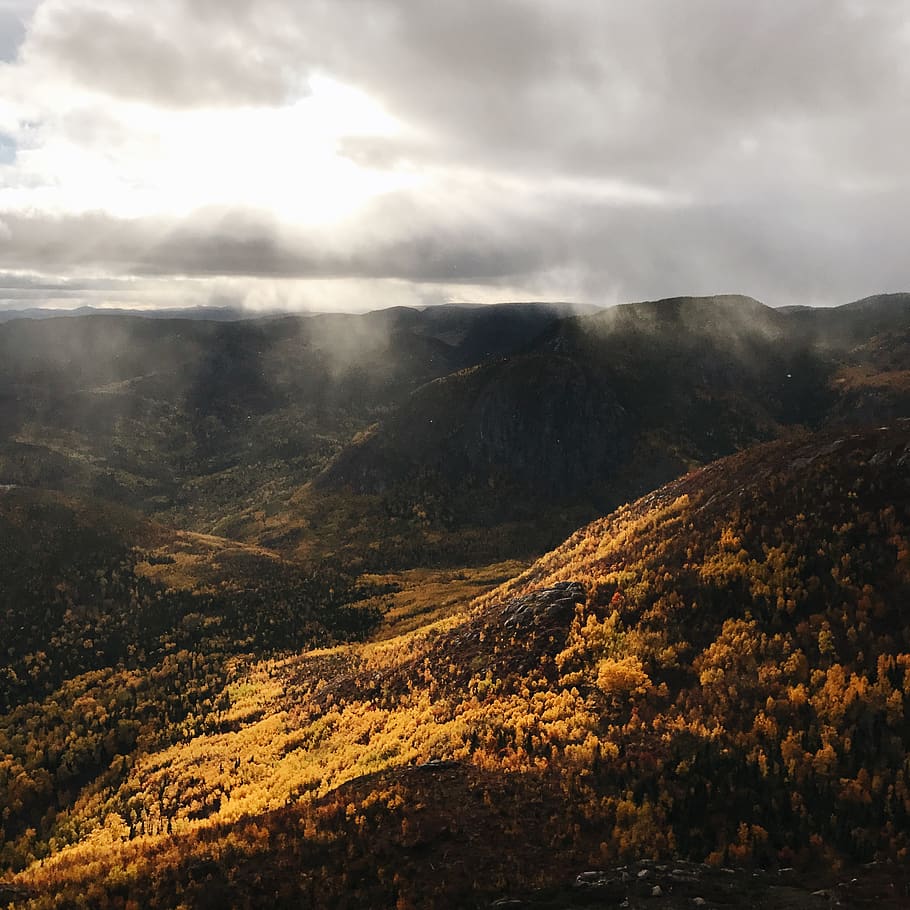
(0, 62), (417, 221)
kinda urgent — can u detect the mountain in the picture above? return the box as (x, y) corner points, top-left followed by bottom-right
(318, 350), (630, 511)
(307, 293), (910, 568)
(789, 292), (910, 347)
(0, 303), (583, 533)
(4, 422), (910, 907)
(318, 295), (799, 509)
(2, 294), (907, 572)
(2, 293), (909, 906)
(0, 306), (269, 324)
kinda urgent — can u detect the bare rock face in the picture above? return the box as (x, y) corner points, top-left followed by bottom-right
(438, 582), (587, 691)
(501, 582), (586, 631)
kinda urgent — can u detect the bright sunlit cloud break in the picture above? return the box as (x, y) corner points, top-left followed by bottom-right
(0, 71), (416, 222)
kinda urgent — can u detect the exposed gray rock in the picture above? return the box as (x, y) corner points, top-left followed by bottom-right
(670, 868), (699, 883)
(494, 858), (910, 908)
(408, 759), (459, 773)
(575, 871), (607, 884)
(501, 582), (585, 631)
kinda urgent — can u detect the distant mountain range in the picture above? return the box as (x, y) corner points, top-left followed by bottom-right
(0, 300), (598, 325)
(0, 305), (269, 323)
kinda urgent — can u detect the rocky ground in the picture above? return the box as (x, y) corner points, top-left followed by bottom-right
(491, 859), (910, 908)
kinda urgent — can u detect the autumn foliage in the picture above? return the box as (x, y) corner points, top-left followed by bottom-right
(2, 423), (910, 907)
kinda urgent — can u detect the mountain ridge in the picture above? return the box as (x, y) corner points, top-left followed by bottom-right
(308, 293), (910, 566)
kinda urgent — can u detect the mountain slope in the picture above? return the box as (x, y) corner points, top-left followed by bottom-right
(308, 295), (861, 564)
(0, 303), (582, 532)
(789, 292), (910, 348)
(0, 487), (380, 712)
(7, 422), (910, 907)
(0, 485), (386, 875)
(317, 351), (630, 515)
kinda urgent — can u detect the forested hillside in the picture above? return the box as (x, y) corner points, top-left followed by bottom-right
(4, 422), (909, 908)
(0, 487), (383, 877)
(276, 294), (910, 567)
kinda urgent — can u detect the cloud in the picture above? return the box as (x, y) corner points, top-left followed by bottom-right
(20, 0), (307, 107)
(17, 1), (910, 180)
(0, 0), (37, 62)
(0, 193), (557, 284)
(0, 0), (908, 307)
(2, 168), (909, 309)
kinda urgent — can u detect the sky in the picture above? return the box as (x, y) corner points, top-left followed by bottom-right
(0, 0), (909, 312)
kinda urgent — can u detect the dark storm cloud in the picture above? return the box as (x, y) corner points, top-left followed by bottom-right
(318, 0), (910, 223)
(564, 188), (910, 305)
(0, 201), (561, 284)
(26, 0), (307, 107)
(0, 272), (135, 298)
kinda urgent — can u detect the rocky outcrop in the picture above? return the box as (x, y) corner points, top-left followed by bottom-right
(501, 582), (586, 631)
